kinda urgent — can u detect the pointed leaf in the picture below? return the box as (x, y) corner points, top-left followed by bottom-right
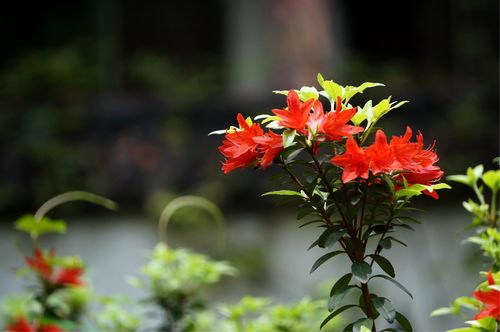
(330, 273), (353, 296)
(319, 229), (346, 248)
(395, 311), (413, 332)
(372, 296), (396, 323)
(283, 129), (296, 148)
(307, 239), (319, 250)
(320, 304), (357, 329)
(328, 285), (355, 311)
(379, 238), (392, 249)
(299, 219), (323, 228)
(310, 251), (344, 273)
(387, 236), (407, 247)
(372, 255), (395, 278)
(447, 174), (472, 186)
(351, 261), (372, 283)
(353, 318), (373, 332)
(262, 190), (305, 197)
(370, 274), (413, 299)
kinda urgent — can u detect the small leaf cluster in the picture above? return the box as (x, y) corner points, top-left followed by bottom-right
(128, 243), (236, 331)
(432, 161), (500, 331)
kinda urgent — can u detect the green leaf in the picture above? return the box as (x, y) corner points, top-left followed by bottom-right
(208, 129), (227, 135)
(387, 236), (407, 247)
(15, 214), (67, 239)
(372, 255), (395, 278)
(370, 274), (413, 299)
(307, 239), (319, 250)
(379, 238), (392, 249)
(382, 174), (395, 196)
(351, 261), (372, 283)
(396, 216), (422, 224)
(330, 273), (353, 296)
(372, 296), (396, 323)
(395, 311), (413, 332)
(310, 251), (344, 273)
(319, 229), (346, 248)
(299, 219), (323, 228)
(261, 190), (305, 197)
(482, 170), (500, 192)
(353, 318), (373, 332)
(320, 304), (357, 329)
(283, 129), (297, 148)
(328, 285), (355, 312)
(455, 296), (481, 310)
(447, 174), (472, 187)
(447, 328), (481, 332)
(430, 306), (455, 317)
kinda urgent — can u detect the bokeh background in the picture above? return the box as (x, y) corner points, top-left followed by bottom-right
(0, 0), (498, 330)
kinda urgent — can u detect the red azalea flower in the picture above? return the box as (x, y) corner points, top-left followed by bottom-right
(389, 127), (443, 198)
(401, 167), (444, 199)
(272, 90), (314, 132)
(5, 316), (36, 332)
(306, 100), (326, 137)
(54, 267), (85, 286)
(25, 248), (85, 287)
(321, 97), (363, 141)
(39, 324), (66, 332)
(253, 130), (283, 169)
(472, 271), (500, 320)
(389, 127), (439, 172)
(25, 248), (53, 281)
(219, 113), (264, 173)
(331, 136), (370, 183)
(365, 130), (395, 175)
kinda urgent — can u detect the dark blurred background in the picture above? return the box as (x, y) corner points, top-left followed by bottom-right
(0, 0), (498, 215)
(0, 1), (498, 330)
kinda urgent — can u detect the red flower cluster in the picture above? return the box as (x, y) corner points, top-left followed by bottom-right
(6, 316), (64, 332)
(219, 114), (283, 173)
(331, 127), (443, 198)
(219, 90), (364, 173)
(472, 271), (500, 321)
(272, 91), (363, 139)
(25, 248), (84, 287)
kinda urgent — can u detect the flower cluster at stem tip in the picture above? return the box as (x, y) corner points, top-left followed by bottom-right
(215, 75), (445, 199)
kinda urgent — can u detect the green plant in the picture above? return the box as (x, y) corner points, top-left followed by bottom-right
(214, 74), (450, 331)
(432, 161), (500, 331)
(2, 191), (117, 331)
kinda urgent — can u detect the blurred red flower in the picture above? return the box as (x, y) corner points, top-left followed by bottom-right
(473, 271), (500, 320)
(5, 316), (35, 332)
(54, 267), (85, 286)
(25, 249), (84, 287)
(25, 248), (53, 281)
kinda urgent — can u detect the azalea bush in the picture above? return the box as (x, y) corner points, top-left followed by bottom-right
(432, 162), (499, 332)
(214, 74), (450, 331)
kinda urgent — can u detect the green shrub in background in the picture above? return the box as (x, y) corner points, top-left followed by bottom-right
(432, 161), (499, 332)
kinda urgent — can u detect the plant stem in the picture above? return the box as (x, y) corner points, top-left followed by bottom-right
(490, 188), (498, 227)
(279, 161), (352, 257)
(305, 148), (352, 231)
(369, 208), (395, 267)
(360, 283), (377, 331)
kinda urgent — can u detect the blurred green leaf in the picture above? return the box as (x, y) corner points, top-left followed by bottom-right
(15, 214), (66, 239)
